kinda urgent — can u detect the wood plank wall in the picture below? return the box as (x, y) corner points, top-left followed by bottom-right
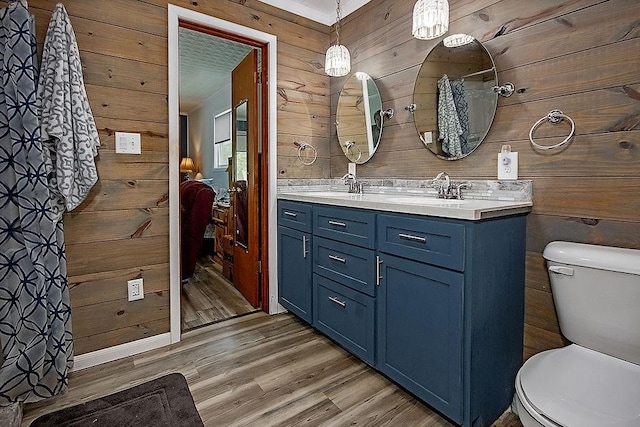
(332, 0), (640, 359)
(25, 0), (638, 360)
(27, 0), (330, 355)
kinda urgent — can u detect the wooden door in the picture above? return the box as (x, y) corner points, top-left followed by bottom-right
(231, 50), (260, 307)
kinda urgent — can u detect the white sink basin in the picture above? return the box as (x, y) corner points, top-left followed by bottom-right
(299, 191), (349, 197)
(385, 197), (468, 205)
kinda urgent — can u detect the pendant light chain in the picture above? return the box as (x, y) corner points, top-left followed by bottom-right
(335, 0), (342, 45)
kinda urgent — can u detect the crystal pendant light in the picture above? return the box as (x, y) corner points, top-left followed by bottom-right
(412, 0), (449, 40)
(325, 0), (350, 77)
(444, 33), (474, 48)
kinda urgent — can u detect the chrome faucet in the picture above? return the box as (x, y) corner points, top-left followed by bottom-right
(432, 171), (451, 198)
(431, 172), (470, 199)
(341, 172), (362, 194)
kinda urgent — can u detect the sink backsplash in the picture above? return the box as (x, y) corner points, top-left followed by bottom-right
(277, 179), (532, 202)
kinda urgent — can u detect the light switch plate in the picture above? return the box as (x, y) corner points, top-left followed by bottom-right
(498, 152), (518, 180)
(115, 132), (141, 154)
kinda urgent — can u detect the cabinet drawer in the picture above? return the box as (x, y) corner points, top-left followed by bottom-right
(314, 274), (375, 365)
(278, 200), (312, 232)
(378, 214), (465, 271)
(313, 237), (376, 297)
(313, 205), (375, 249)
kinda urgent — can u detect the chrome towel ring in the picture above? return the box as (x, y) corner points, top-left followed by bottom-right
(294, 141), (317, 165)
(344, 141), (362, 162)
(529, 109), (575, 150)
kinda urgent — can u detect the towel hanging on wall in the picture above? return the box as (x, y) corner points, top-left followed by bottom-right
(0, 0), (73, 404)
(38, 2), (100, 222)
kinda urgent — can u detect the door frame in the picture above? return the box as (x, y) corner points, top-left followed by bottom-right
(168, 5), (279, 343)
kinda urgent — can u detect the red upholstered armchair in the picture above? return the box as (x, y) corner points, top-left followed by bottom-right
(180, 180), (215, 279)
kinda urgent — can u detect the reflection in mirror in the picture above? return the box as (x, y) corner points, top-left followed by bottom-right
(234, 99), (248, 249)
(337, 72), (384, 164)
(413, 34), (498, 160)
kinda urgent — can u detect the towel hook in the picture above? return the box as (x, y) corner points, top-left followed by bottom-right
(293, 141), (317, 165)
(493, 82), (515, 97)
(529, 109), (575, 150)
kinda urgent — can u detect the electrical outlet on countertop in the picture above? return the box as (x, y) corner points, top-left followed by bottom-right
(498, 152), (518, 180)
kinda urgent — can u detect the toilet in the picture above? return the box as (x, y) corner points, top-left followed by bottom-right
(514, 241), (640, 427)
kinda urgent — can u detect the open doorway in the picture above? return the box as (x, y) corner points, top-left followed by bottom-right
(174, 15), (268, 333)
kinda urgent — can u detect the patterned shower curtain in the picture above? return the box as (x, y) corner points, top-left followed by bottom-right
(0, 0), (73, 403)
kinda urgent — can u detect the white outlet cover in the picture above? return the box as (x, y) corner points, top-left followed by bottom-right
(127, 278), (144, 301)
(115, 132), (141, 154)
(498, 152), (518, 180)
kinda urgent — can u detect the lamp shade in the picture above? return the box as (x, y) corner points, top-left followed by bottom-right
(180, 157), (195, 172)
(325, 44), (351, 77)
(412, 0), (449, 40)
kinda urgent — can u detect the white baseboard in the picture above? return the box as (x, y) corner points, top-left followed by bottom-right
(72, 333), (172, 371)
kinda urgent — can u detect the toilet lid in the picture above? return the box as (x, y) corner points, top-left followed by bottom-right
(520, 345), (640, 427)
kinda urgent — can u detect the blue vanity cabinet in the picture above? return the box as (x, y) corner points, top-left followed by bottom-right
(312, 205), (377, 365)
(277, 198), (527, 427)
(277, 201), (313, 322)
(376, 212), (527, 427)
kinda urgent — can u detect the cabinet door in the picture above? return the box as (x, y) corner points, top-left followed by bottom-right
(377, 253), (464, 424)
(314, 274), (375, 365)
(278, 225), (312, 322)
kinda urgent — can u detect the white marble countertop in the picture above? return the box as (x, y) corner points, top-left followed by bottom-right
(277, 191), (532, 220)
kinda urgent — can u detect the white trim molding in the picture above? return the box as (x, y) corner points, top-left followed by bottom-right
(168, 5), (279, 345)
(72, 333), (171, 371)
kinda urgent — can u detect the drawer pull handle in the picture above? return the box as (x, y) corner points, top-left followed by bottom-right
(328, 254), (346, 263)
(328, 296), (346, 308)
(302, 235), (308, 259)
(328, 220), (347, 227)
(398, 233), (427, 243)
(284, 211), (298, 218)
(376, 256), (383, 286)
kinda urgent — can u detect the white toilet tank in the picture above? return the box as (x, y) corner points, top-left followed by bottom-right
(543, 241), (640, 366)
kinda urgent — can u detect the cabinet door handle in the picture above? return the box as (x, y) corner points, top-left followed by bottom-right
(284, 211), (298, 218)
(376, 256), (383, 286)
(302, 235), (308, 259)
(328, 254), (346, 263)
(328, 220), (346, 227)
(398, 233), (427, 243)
(328, 296), (346, 308)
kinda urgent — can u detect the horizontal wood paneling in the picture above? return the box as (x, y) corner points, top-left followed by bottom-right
(74, 318), (169, 356)
(69, 263), (170, 308)
(338, 0), (640, 360)
(66, 235), (169, 277)
(26, 0), (330, 354)
(80, 51), (168, 95)
(74, 179), (168, 212)
(64, 208), (169, 243)
(526, 213), (640, 253)
(141, 0), (329, 53)
(95, 118), (168, 152)
(32, 8), (168, 65)
(30, 0), (638, 361)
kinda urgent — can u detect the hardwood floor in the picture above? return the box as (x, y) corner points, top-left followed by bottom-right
(182, 255), (257, 331)
(21, 312), (523, 426)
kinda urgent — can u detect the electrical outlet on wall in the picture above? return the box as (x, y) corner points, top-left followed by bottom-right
(115, 132), (141, 154)
(127, 278), (144, 301)
(498, 145), (518, 180)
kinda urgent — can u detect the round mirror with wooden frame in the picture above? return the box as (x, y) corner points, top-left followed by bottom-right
(336, 72), (383, 164)
(413, 35), (498, 160)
